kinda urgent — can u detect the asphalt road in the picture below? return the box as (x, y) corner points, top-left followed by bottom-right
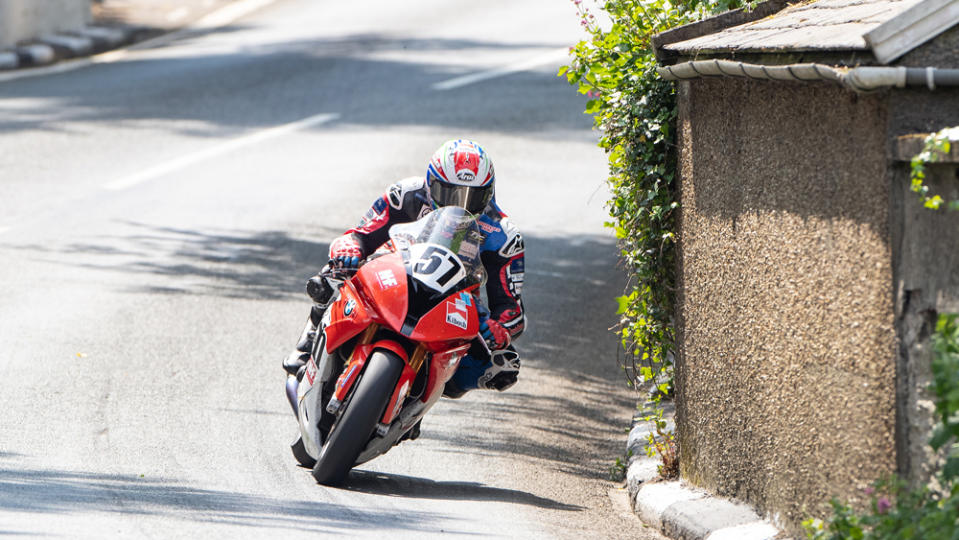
(0, 1), (661, 538)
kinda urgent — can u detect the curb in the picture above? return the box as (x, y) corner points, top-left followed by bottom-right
(1, 24), (143, 70)
(625, 401), (784, 540)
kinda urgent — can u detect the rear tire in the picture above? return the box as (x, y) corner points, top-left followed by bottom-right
(311, 350), (404, 486)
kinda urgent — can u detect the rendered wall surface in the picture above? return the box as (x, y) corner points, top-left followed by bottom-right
(674, 78), (897, 534)
(0, 0), (91, 48)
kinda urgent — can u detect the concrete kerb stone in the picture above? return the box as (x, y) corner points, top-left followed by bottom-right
(634, 482), (782, 540)
(0, 24), (139, 70)
(73, 25), (130, 50)
(705, 522), (782, 540)
(625, 398), (675, 500)
(625, 397), (783, 540)
(39, 33), (94, 57)
(635, 482), (706, 530)
(663, 496), (770, 540)
(0, 51), (17, 69)
(14, 43), (56, 67)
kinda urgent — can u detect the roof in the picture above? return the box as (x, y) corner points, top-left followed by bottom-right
(656, 0), (959, 64)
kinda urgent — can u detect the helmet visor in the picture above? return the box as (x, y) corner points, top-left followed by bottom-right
(430, 182), (493, 214)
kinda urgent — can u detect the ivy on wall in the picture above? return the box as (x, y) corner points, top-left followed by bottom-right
(911, 127), (959, 211)
(562, 0), (749, 392)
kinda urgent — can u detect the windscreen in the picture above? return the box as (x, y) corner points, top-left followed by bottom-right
(389, 207), (486, 296)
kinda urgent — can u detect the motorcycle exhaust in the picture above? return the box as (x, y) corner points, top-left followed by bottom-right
(285, 375), (299, 417)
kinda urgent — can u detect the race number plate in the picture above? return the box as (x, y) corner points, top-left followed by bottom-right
(409, 243), (466, 294)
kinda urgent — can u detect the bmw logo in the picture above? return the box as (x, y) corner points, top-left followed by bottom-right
(343, 299), (356, 317)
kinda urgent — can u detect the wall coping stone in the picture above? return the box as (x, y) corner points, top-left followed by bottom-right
(895, 131), (959, 162)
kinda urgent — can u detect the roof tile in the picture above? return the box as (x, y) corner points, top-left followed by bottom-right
(664, 0), (924, 53)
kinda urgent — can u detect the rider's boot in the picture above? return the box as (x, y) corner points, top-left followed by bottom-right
(442, 343), (520, 398)
(282, 305), (324, 376)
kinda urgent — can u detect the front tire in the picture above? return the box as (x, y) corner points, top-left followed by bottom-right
(311, 350), (404, 486)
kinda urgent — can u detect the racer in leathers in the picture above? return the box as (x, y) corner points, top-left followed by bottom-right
(283, 139), (526, 397)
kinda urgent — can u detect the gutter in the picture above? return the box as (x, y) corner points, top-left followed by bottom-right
(657, 59), (959, 93)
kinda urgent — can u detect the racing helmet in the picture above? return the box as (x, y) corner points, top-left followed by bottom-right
(425, 139), (495, 214)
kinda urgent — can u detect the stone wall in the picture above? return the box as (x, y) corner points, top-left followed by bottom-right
(0, 0), (91, 48)
(674, 77), (897, 534)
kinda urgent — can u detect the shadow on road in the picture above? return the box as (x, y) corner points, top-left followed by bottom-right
(9, 223), (633, 481)
(0, 461), (467, 534)
(0, 33), (588, 141)
(344, 470), (583, 511)
(8, 220), (334, 300)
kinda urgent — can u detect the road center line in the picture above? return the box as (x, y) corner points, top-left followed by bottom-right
(103, 112), (339, 191)
(432, 48), (571, 91)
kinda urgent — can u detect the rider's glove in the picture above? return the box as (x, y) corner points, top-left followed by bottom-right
(479, 317), (510, 351)
(329, 235), (363, 270)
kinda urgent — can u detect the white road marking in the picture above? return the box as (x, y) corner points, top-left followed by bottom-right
(0, 58), (92, 83)
(432, 48), (570, 91)
(166, 7), (190, 23)
(103, 112), (339, 191)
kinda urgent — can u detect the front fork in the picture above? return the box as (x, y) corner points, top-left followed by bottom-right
(325, 328), (424, 436)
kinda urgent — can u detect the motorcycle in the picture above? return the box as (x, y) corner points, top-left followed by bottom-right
(285, 206), (494, 486)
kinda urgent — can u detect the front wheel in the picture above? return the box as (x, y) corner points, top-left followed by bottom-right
(311, 350), (404, 486)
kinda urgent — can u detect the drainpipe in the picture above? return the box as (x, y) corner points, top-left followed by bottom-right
(657, 59), (959, 92)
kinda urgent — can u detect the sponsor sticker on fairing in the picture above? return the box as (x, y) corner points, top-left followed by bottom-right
(446, 300), (468, 329)
(305, 358), (317, 385)
(377, 269), (398, 289)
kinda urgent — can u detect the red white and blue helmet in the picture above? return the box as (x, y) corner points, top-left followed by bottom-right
(426, 139), (495, 214)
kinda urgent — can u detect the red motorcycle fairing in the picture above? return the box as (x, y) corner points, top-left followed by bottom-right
(324, 280), (375, 353)
(354, 256), (409, 333)
(320, 241), (483, 448)
(408, 288), (481, 344)
(324, 285), (481, 427)
(332, 341), (410, 405)
(422, 343), (471, 403)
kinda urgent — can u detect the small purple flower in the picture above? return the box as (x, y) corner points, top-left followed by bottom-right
(876, 496), (891, 514)
(864, 486), (874, 496)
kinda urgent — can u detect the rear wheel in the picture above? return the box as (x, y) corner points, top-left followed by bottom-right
(311, 350), (404, 486)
